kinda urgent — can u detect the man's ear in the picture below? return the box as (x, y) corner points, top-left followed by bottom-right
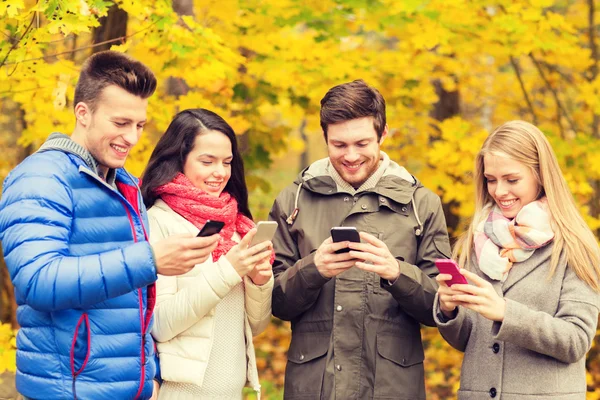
(379, 124), (389, 145)
(74, 102), (91, 127)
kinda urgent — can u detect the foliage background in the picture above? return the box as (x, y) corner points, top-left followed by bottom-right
(1, 0), (600, 398)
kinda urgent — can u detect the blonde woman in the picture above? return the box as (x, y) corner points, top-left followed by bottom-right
(434, 120), (600, 399)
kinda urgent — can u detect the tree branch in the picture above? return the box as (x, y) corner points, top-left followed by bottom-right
(2, 17), (162, 66)
(529, 53), (578, 134)
(0, 11), (37, 69)
(509, 55), (538, 124)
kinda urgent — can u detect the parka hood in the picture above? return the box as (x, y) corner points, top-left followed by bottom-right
(293, 152), (422, 205)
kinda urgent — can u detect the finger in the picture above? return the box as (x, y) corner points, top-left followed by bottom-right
(347, 241), (386, 257)
(354, 261), (386, 274)
(323, 236), (333, 245)
(328, 240), (351, 253)
(436, 273), (453, 283)
(245, 250), (273, 266)
(254, 262), (272, 271)
(188, 234), (220, 249)
(324, 260), (356, 270)
(239, 228), (258, 248)
(358, 232), (386, 248)
(451, 293), (481, 305)
(348, 250), (385, 265)
(327, 251), (358, 263)
(452, 283), (484, 296)
(247, 240), (273, 255)
(459, 269), (489, 287)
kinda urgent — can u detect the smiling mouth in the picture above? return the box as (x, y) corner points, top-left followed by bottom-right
(498, 199), (517, 208)
(111, 144), (128, 154)
(343, 162), (363, 171)
(205, 182), (223, 188)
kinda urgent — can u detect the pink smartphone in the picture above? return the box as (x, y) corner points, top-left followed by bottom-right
(435, 259), (468, 286)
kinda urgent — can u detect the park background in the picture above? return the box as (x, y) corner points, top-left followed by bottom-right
(1, 0), (600, 398)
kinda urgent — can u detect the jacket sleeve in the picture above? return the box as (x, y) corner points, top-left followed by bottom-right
(148, 212), (242, 343)
(432, 293), (474, 352)
(244, 274), (273, 336)
(0, 165), (157, 312)
(269, 195), (331, 321)
(492, 265), (600, 363)
(382, 194), (450, 326)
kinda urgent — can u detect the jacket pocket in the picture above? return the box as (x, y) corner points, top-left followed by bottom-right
(284, 332), (329, 397)
(70, 312), (91, 398)
(374, 334), (425, 399)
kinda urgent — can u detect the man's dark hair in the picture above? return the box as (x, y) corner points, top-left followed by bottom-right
(320, 79), (386, 141)
(74, 50), (157, 111)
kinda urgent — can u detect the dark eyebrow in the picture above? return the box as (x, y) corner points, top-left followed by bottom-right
(198, 154), (233, 159)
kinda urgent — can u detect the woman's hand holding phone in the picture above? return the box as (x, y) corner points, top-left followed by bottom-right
(435, 259), (468, 318)
(225, 228), (273, 278)
(435, 260), (506, 322)
(247, 261), (273, 286)
(448, 269), (506, 322)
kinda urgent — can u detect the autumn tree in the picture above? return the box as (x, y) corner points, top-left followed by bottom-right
(2, 0), (600, 398)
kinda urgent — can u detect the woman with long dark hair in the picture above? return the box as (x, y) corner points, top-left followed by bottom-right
(141, 109), (273, 399)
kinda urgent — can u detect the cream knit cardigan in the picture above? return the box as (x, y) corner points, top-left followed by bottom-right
(147, 200), (273, 398)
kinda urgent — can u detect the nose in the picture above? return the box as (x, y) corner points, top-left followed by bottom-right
(213, 163), (226, 177)
(494, 181), (509, 198)
(344, 147), (360, 163)
(122, 125), (140, 146)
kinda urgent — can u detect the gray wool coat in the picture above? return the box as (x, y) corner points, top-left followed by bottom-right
(434, 244), (600, 400)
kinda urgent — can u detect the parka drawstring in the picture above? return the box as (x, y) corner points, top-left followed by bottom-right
(411, 194), (424, 237)
(287, 180), (424, 239)
(286, 182), (303, 225)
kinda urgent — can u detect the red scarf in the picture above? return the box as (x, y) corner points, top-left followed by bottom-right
(154, 173), (256, 262)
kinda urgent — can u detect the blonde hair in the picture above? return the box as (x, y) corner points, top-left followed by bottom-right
(454, 120), (600, 291)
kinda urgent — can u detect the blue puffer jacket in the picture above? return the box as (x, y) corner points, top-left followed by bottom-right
(0, 149), (159, 399)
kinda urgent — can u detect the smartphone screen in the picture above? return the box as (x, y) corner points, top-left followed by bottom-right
(250, 221), (278, 247)
(434, 259), (468, 286)
(197, 220), (225, 237)
(331, 227), (360, 253)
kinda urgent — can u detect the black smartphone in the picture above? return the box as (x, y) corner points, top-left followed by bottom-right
(330, 227), (360, 253)
(197, 220), (225, 237)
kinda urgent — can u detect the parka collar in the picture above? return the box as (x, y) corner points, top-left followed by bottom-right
(293, 153), (421, 205)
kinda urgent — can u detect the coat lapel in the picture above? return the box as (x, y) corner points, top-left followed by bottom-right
(501, 244), (553, 293)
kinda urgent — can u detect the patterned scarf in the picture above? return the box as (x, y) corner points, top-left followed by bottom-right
(154, 173), (256, 262)
(474, 197), (554, 281)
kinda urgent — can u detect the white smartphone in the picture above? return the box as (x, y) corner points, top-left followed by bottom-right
(250, 221), (278, 247)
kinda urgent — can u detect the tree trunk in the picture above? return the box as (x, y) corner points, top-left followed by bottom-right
(298, 119), (308, 173)
(430, 79), (461, 241)
(92, 4), (128, 53)
(167, 0), (194, 98)
(0, 105), (32, 328)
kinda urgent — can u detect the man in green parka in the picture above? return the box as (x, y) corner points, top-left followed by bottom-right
(269, 79), (452, 400)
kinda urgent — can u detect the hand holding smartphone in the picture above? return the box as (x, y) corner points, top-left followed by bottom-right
(197, 220), (225, 237)
(249, 221), (278, 247)
(330, 227), (360, 254)
(435, 259), (468, 286)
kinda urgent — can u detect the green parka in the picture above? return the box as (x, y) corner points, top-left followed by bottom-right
(269, 156), (451, 400)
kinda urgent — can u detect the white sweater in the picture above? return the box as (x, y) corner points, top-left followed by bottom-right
(147, 200), (273, 398)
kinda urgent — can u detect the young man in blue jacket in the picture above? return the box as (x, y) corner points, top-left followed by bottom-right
(0, 51), (220, 400)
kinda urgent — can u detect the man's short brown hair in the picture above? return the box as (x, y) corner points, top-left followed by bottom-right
(320, 79), (386, 141)
(74, 50), (157, 111)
